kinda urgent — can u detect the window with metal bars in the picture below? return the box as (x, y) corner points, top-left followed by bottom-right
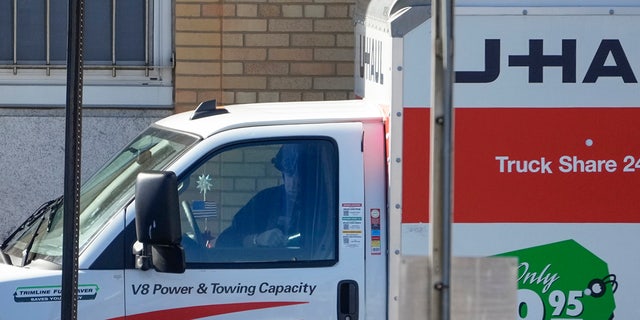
(0, 0), (172, 107)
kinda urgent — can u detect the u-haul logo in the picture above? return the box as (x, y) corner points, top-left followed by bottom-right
(457, 39), (638, 84)
(359, 37), (638, 85)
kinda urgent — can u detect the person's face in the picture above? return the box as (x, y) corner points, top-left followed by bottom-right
(283, 171), (300, 198)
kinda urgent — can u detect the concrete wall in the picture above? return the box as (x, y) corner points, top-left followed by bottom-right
(0, 109), (171, 240)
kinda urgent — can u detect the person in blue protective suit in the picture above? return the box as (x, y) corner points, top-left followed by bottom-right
(216, 143), (305, 248)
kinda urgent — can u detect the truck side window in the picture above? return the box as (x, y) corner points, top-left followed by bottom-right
(178, 139), (338, 267)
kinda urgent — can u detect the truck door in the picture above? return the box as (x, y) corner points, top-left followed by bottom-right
(124, 122), (365, 319)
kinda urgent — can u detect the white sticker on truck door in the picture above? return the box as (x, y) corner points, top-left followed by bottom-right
(14, 284), (99, 302)
(341, 203), (363, 248)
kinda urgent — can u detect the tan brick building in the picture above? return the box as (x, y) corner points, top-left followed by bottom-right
(0, 0), (356, 237)
(174, 0), (357, 113)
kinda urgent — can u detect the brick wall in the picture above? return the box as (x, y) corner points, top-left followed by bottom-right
(181, 143), (282, 240)
(174, 0), (356, 113)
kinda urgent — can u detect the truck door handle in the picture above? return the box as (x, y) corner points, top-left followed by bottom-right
(337, 280), (359, 320)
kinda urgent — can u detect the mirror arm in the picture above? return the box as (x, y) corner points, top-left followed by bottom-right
(133, 241), (152, 271)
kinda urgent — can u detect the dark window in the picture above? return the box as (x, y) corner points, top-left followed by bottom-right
(178, 139), (339, 268)
(0, 1), (13, 62)
(1, 0), (147, 67)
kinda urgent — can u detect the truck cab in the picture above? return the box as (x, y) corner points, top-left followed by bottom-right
(3, 0), (640, 318)
(0, 100), (388, 319)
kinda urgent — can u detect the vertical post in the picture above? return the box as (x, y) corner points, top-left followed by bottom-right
(62, 0), (85, 319)
(112, 0), (117, 77)
(145, 0), (151, 77)
(429, 0), (454, 319)
(13, 0), (17, 75)
(46, 0), (51, 76)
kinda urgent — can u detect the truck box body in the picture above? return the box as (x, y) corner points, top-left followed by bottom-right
(355, 1), (640, 318)
(1, 0), (640, 319)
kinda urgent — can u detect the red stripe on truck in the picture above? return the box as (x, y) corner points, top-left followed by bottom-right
(109, 301), (307, 320)
(403, 107), (640, 223)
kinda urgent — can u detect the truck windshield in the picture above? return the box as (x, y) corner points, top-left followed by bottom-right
(1, 126), (199, 266)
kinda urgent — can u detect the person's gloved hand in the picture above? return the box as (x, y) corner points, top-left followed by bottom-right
(255, 228), (287, 247)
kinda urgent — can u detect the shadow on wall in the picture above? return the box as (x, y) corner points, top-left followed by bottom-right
(0, 110), (171, 240)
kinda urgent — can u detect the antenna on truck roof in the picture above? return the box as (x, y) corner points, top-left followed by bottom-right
(190, 99), (228, 120)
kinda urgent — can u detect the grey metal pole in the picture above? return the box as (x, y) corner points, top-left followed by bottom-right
(62, 0), (85, 319)
(429, 0), (454, 319)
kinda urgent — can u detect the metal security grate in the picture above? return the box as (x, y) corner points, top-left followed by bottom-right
(1, 0), (156, 77)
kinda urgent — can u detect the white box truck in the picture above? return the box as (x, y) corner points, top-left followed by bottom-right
(2, 0), (639, 319)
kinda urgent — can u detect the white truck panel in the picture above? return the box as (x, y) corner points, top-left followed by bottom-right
(354, 0), (640, 318)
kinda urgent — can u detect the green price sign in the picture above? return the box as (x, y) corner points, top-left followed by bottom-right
(497, 240), (617, 319)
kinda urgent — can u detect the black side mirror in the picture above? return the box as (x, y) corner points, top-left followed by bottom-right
(134, 171), (185, 273)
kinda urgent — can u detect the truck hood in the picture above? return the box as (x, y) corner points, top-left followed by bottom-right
(0, 263), (124, 318)
(0, 263), (60, 282)
(0, 263), (100, 319)
(0, 263), (62, 302)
